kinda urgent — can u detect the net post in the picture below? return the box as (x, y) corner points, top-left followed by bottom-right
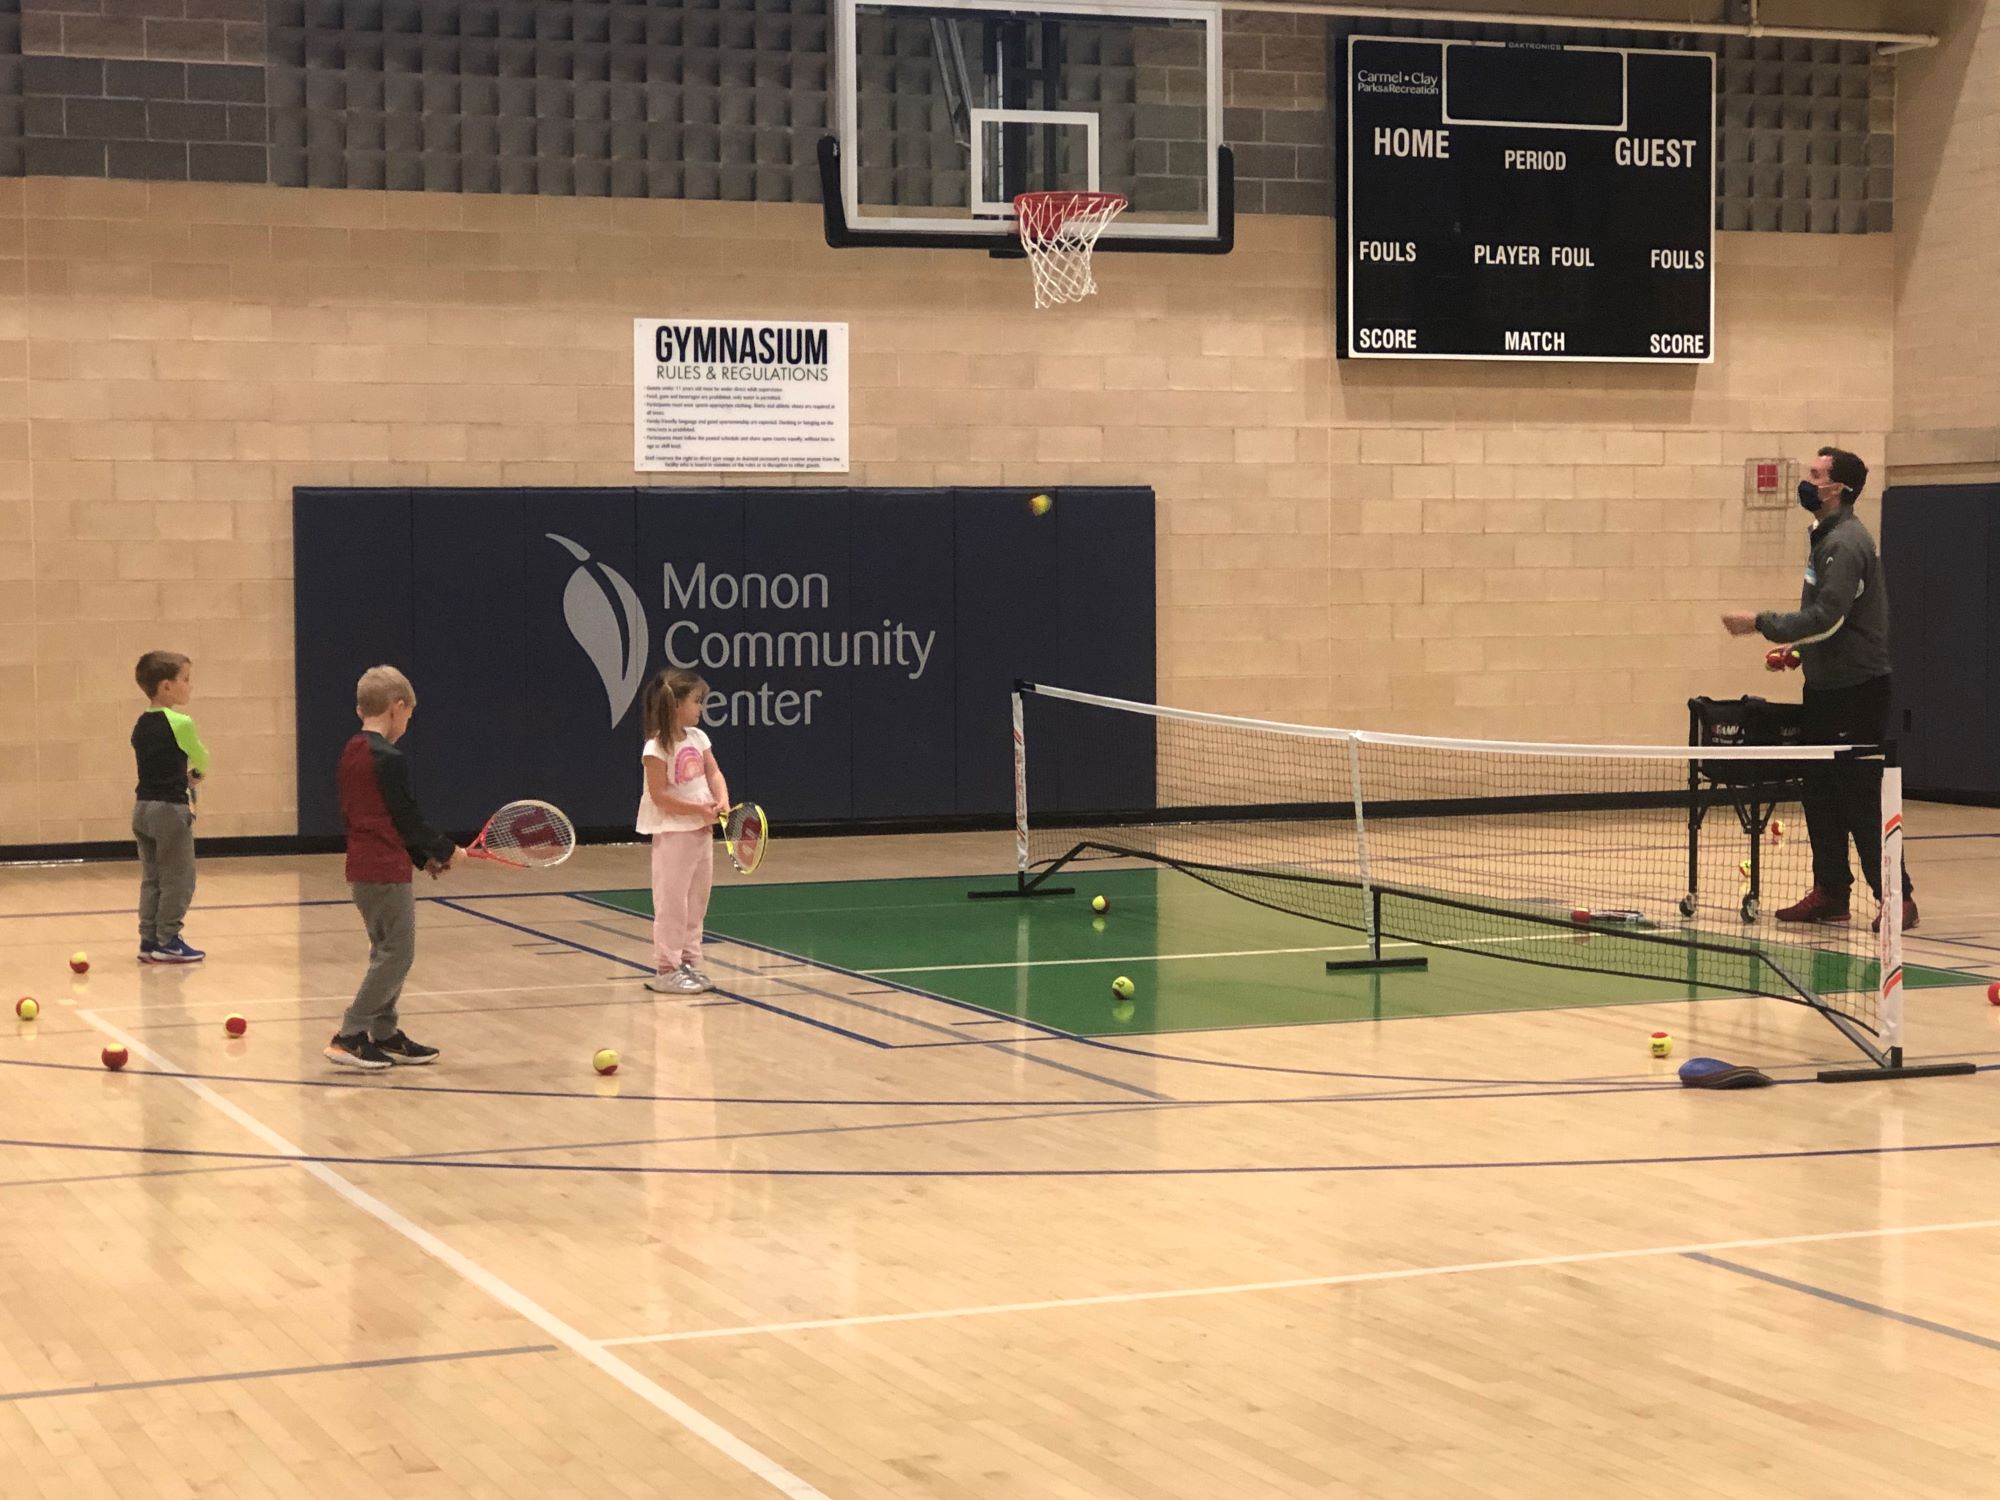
(968, 680), (1073, 900)
(1817, 747), (1973, 1082)
(1325, 733), (1427, 975)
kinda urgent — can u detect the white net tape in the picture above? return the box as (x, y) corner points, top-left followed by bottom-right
(1015, 192), (1127, 308)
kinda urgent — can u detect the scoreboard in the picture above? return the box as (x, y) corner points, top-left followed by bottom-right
(1343, 38), (1714, 363)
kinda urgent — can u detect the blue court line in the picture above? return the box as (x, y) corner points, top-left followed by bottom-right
(7, 1131), (1999, 1180)
(1685, 1252), (2000, 1353)
(430, 897), (891, 1050)
(0, 1342), (557, 1406)
(568, 893), (1173, 1101)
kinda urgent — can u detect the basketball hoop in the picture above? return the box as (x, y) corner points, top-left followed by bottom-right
(1014, 191), (1126, 308)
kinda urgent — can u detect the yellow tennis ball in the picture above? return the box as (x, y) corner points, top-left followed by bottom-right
(1739, 859), (1752, 877)
(1028, 493), (1052, 516)
(593, 1048), (620, 1076)
(1110, 976), (1135, 1000)
(1090, 895), (1109, 914)
(15, 997), (38, 1021)
(1650, 1031), (1672, 1058)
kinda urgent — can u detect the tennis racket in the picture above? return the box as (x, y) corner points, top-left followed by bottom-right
(717, 802), (768, 875)
(465, 799), (576, 869)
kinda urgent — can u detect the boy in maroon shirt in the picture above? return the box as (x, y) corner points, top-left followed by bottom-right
(327, 665), (464, 1070)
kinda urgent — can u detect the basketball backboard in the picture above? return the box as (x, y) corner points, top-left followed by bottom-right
(823, 0), (1231, 253)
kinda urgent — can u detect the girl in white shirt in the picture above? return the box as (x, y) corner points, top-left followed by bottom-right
(637, 668), (729, 994)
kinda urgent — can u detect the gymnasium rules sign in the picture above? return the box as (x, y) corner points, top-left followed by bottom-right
(633, 319), (849, 473)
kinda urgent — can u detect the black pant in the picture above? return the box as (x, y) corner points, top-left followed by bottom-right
(1799, 675), (1911, 903)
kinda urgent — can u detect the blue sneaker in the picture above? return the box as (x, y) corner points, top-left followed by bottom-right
(139, 939), (158, 963)
(150, 938), (206, 965)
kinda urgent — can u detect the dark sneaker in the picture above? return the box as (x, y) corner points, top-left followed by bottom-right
(1872, 898), (1919, 935)
(150, 938), (206, 964)
(325, 1032), (393, 1070)
(139, 940), (158, 962)
(376, 1030), (439, 1066)
(1775, 887), (1851, 925)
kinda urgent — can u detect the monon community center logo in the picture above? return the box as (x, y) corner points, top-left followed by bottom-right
(546, 533), (939, 729)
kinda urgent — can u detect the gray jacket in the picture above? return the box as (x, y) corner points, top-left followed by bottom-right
(1756, 505), (1893, 690)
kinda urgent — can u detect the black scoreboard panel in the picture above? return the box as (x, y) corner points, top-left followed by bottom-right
(1343, 38), (1714, 363)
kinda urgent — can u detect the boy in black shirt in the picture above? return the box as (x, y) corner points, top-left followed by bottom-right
(131, 650), (211, 964)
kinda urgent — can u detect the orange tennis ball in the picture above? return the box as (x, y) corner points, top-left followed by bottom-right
(593, 1048), (620, 1075)
(101, 1044), (129, 1071)
(69, 952), (89, 974)
(224, 1014), (248, 1037)
(1988, 982), (2000, 1008)
(15, 997), (39, 1021)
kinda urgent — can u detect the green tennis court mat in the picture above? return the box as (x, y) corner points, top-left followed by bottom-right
(580, 868), (1984, 1039)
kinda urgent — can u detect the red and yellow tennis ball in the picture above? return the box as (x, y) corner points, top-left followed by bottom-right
(224, 1014), (247, 1037)
(101, 1044), (129, 1071)
(1650, 1031), (1673, 1058)
(1988, 982), (2000, 1008)
(1028, 493), (1053, 516)
(69, 951), (89, 974)
(1764, 649), (1786, 673)
(1770, 818), (1787, 842)
(15, 997), (38, 1021)
(593, 1048), (620, 1076)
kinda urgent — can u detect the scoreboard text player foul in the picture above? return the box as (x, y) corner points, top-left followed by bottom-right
(1343, 38), (1715, 363)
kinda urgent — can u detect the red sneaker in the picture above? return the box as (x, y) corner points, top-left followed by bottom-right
(1775, 887), (1851, 925)
(1872, 898), (1919, 934)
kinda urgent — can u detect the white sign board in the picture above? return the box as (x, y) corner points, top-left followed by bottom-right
(632, 319), (849, 473)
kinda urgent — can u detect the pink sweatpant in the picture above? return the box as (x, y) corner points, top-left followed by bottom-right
(650, 828), (713, 971)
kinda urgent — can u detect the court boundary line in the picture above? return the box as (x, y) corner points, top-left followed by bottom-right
(597, 1214), (2000, 1350)
(1685, 1252), (2000, 1353)
(68, 1007), (835, 1500)
(0, 1342), (559, 1406)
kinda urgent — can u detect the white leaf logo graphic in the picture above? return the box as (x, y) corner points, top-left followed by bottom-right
(548, 533), (648, 726)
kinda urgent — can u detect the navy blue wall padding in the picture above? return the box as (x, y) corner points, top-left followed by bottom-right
(294, 486), (1156, 837)
(1883, 483), (2000, 800)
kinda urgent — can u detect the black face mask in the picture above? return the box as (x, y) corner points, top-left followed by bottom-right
(1798, 480), (1825, 513)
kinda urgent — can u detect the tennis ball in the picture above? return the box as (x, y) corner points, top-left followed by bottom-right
(1764, 649), (1785, 673)
(1111, 999), (1135, 1023)
(593, 1048), (620, 1076)
(224, 1014), (247, 1037)
(1784, 647), (1801, 670)
(1110, 976), (1135, 1000)
(1028, 493), (1053, 516)
(1650, 1031), (1672, 1059)
(1770, 819), (1786, 842)
(69, 952), (89, 974)
(1988, 982), (2000, 1008)
(101, 1044), (129, 1071)
(1570, 909), (1591, 925)
(1739, 859), (1752, 877)
(1090, 895), (1109, 914)
(15, 997), (38, 1021)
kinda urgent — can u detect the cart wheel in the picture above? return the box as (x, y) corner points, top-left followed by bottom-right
(1740, 894), (1760, 923)
(1678, 895), (1697, 919)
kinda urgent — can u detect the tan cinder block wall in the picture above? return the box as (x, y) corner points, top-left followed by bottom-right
(1, 177), (1891, 845)
(1891, 0), (2000, 479)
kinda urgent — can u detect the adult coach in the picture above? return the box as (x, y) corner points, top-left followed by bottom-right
(1721, 446), (1916, 931)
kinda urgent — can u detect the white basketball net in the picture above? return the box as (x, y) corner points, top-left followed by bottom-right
(1015, 191), (1127, 308)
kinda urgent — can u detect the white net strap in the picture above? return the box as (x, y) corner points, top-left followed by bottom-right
(1016, 192), (1126, 308)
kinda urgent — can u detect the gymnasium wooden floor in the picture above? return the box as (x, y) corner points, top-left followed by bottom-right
(5, 810), (2000, 1499)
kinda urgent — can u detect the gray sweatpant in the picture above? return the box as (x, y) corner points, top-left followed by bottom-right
(342, 882), (416, 1041)
(133, 800), (197, 945)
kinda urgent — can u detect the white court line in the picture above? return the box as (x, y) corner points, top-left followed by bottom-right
(601, 1214), (2000, 1350)
(80, 978), (636, 1018)
(864, 930), (1585, 976)
(72, 1009), (831, 1500)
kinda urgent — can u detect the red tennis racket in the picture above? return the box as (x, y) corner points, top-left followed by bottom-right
(465, 800), (576, 869)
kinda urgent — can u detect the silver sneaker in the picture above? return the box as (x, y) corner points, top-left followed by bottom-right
(679, 962), (717, 993)
(645, 968), (706, 995)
